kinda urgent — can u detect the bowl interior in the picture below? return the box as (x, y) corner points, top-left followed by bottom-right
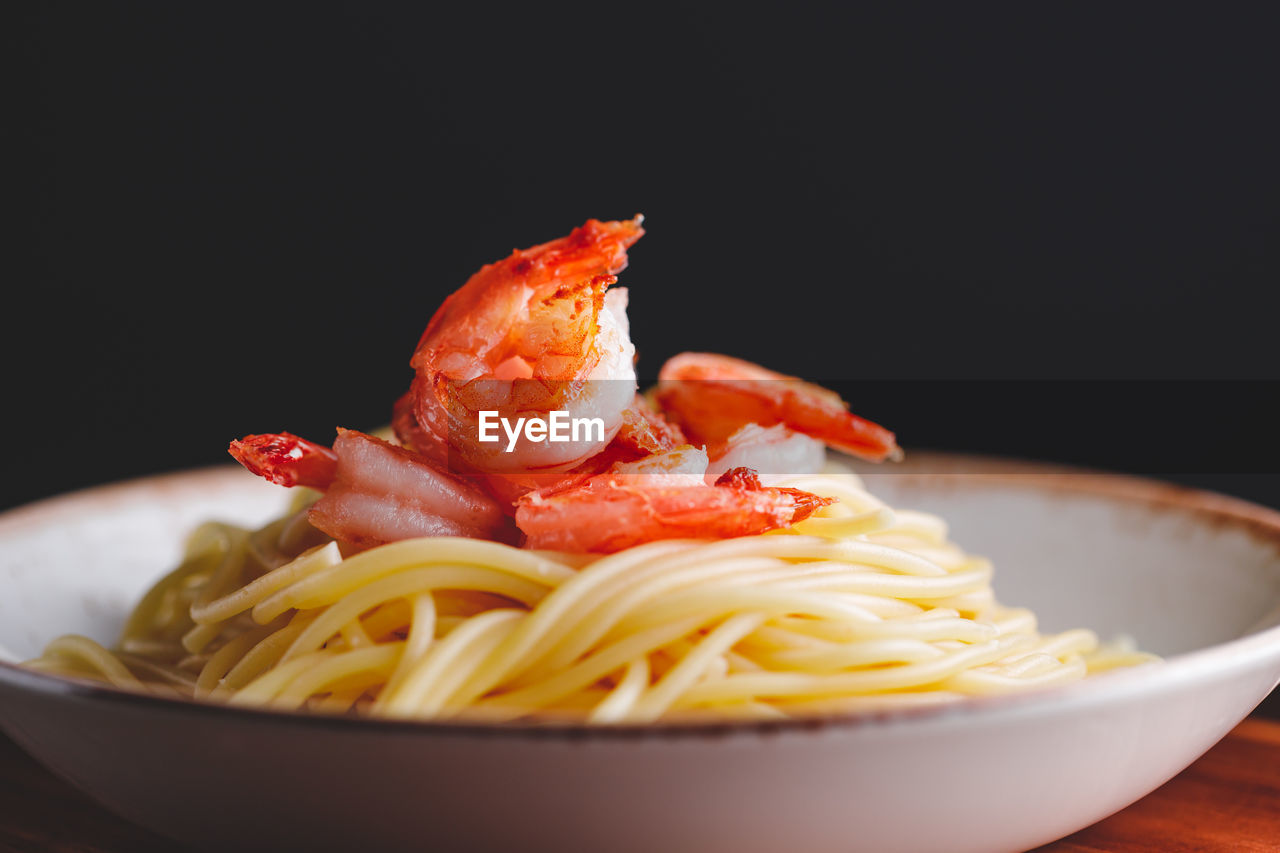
(862, 468), (1280, 656)
(0, 469), (288, 662)
(2, 460), (1279, 663)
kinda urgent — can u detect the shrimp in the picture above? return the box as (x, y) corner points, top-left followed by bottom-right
(515, 446), (834, 553)
(229, 432), (338, 490)
(229, 429), (511, 547)
(613, 393), (687, 455)
(447, 395), (687, 509)
(392, 386), (682, 509)
(654, 352), (902, 462)
(226, 221), (890, 553)
(410, 217), (645, 474)
(391, 387), (448, 467)
(704, 423), (827, 482)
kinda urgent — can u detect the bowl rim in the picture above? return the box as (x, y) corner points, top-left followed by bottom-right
(2, 456), (1279, 741)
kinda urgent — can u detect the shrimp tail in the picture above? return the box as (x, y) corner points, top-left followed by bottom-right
(228, 433), (339, 490)
(713, 467), (835, 523)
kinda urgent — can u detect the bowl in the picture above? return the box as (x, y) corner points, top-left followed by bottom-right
(1, 456), (1278, 853)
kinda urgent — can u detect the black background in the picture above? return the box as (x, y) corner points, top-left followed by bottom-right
(13, 0), (1280, 700)
(15, 4), (1279, 510)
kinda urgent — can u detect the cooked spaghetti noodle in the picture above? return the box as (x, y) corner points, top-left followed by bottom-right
(24, 465), (1153, 722)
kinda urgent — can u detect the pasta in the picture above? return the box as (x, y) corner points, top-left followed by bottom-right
(25, 465), (1153, 723)
(23, 218), (1155, 721)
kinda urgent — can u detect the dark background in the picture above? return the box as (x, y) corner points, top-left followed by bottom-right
(12, 1), (1279, 706)
(15, 4), (1280, 506)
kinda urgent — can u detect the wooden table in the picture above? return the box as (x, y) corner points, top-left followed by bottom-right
(2, 719), (1277, 852)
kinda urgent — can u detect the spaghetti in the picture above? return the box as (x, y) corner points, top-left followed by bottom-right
(25, 465), (1153, 723)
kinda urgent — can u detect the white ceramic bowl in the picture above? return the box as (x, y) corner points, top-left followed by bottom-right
(2, 457), (1279, 853)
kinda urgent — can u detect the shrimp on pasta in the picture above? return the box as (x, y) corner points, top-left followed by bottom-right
(227, 217), (889, 553)
(25, 215), (1157, 727)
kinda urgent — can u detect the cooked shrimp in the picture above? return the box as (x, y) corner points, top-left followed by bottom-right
(704, 423), (827, 482)
(456, 396), (687, 510)
(229, 432), (338, 490)
(312, 429), (512, 546)
(515, 447), (834, 553)
(229, 429), (510, 547)
(389, 389), (678, 512)
(613, 393), (687, 455)
(391, 388), (447, 466)
(227, 221), (892, 553)
(654, 352), (901, 462)
(410, 217), (645, 474)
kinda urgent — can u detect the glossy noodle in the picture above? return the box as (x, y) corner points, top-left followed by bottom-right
(26, 465), (1153, 723)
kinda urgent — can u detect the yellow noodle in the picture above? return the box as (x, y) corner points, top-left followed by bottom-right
(629, 614), (766, 722)
(24, 471), (1156, 723)
(589, 658), (651, 724)
(378, 609), (524, 716)
(191, 541), (342, 626)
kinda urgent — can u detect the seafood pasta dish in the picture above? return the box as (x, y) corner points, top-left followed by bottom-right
(25, 217), (1154, 723)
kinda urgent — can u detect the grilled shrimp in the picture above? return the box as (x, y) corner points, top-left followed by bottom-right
(226, 219), (908, 553)
(654, 352), (901, 462)
(392, 392), (686, 510)
(230, 429), (510, 547)
(612, 393), (687, 455)
(703, 423), (827, 482)
(228, 432), (338, 490)
(515, 446), (833, 553)
(410, 217), (645, 474)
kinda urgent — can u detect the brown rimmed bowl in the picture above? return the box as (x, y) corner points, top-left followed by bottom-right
(1, 456), (1278, 853)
